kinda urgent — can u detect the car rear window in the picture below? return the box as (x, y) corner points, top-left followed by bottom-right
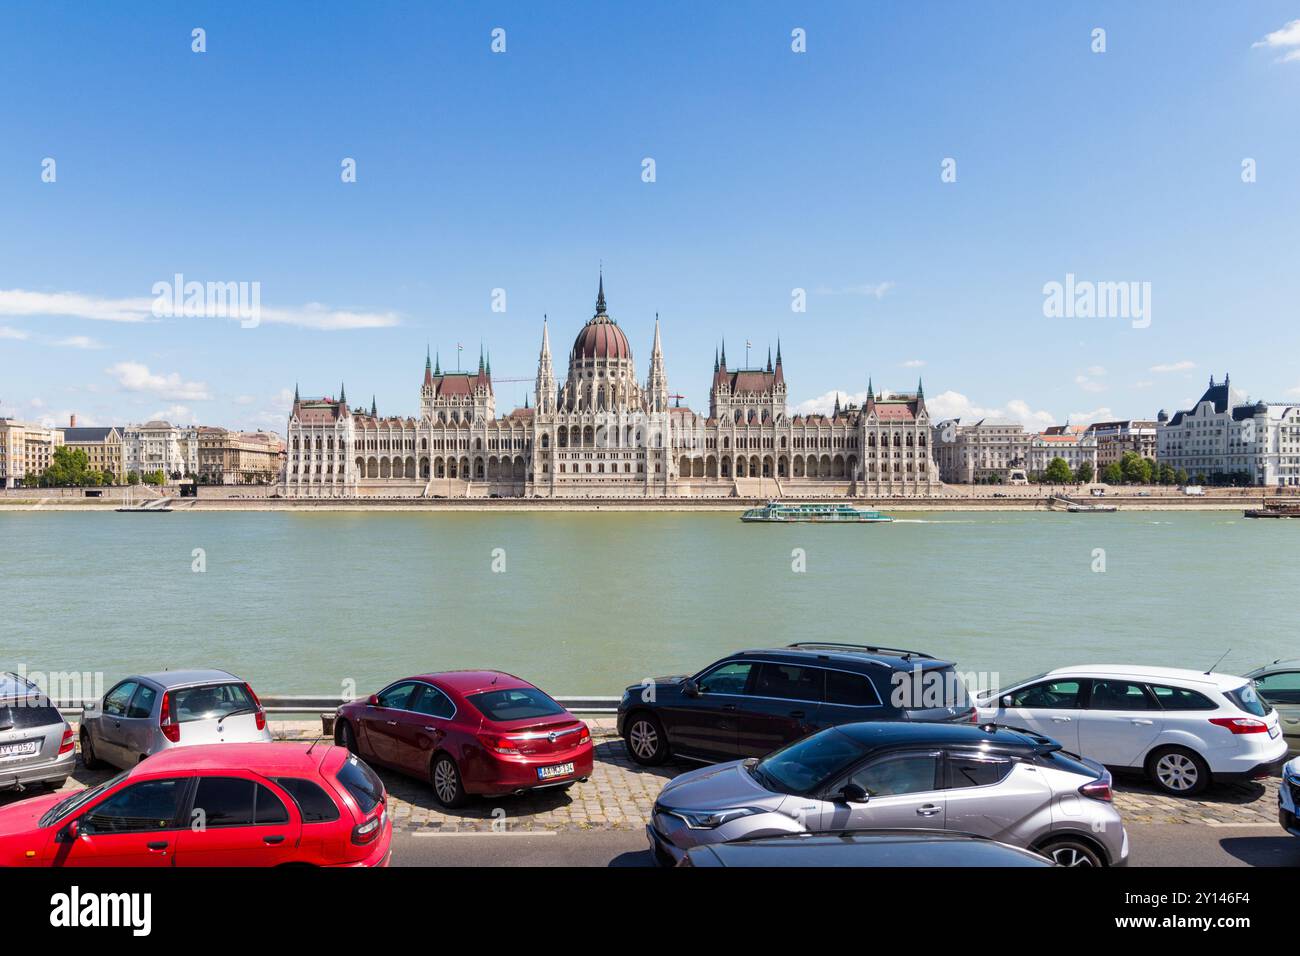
(0, 702), (62, 731)
(335, 755), (384, 813)
(1039, 750), (1102, 780)
(1149, 685), (1216, 711)
(171, 682), (256, 723)
(273, 777), (341, 822)
(824, 671), (882, 707)
(896, 665), (970, 712)
(468, 687), (564, 722)
(1225, 683), (1271, 717)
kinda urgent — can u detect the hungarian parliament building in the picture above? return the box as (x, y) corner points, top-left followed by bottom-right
(284, 278), (940, 498)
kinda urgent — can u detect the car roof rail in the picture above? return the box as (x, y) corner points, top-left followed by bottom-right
(786, 642), (935, 661)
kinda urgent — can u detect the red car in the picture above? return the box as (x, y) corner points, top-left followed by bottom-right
(335, 671), (593, 807)
(0, 742), (391, 867)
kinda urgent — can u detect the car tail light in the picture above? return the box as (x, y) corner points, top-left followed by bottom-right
(478, 733), (520, 755)
(1078, 776), (1113, 802)
(351, 803), (386, 846)
(969, 708), (979, 723)
(159, 691), (180, 743)
(58, 728), (75, 756)
(1209, 717), (1268, 735)
(244, 683), (266, 731)
(578, 723), (591, 745)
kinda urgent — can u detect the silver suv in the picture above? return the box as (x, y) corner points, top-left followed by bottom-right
(80, 669), (272, 769)
(648, 721), (1129, 867)
(0, 672), (75, 791)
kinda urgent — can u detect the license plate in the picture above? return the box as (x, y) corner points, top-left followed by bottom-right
(0, 740), (39, 759)
(1270, 724), (1281, 738)
(537, 762), (574, 780)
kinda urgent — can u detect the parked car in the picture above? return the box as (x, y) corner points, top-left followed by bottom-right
(974, 666), (1288, 796)
(618, 643), (976, 767)
(1280, 756), (1299, 838)
(334, 671), (592, 808)
(0, 742), (391, 867)
(1245, 660), (1300, 755)
(80, 669), (272, 770)
(681, 830), (1055, 867)
(646, 721), (1127, 868)
(0, 672), (75, 792)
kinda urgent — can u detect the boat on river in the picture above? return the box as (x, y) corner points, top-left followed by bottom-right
(740, 501), (892, 523)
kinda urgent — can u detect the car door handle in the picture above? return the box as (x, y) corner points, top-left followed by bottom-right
(1051, 717), (1072, 723)
(386, 720), (398, 726)
(262, 835), (285, 845)
(916, 805), (942, 817)
(1131, 719), (1154, 725)
(788, 710), (805, 719)
(721, 703), (737, 712)
(423, 726), (442, 733)
(147, 841), (168, 851)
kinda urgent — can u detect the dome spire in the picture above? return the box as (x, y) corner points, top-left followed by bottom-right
(595, 268), (607, 315)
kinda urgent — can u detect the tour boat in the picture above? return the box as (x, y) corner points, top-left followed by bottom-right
(741, 501), (893, 523)
(1244, 499), (1300, 519)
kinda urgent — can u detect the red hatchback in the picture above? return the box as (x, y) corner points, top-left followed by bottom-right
(0, 742), (391, 867)
(335, 671), (593, 808)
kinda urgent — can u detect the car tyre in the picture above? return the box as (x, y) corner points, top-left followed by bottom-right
(336, 719), (358, 755)
(1146, 746), (1210, 797)
(430, 753), (469, 808)
(80, 729), (104, 770)
(1038, 836), (1105, 867)
(624, 712), (669, 766)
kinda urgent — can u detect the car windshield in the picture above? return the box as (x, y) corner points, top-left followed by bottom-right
(468, 687), (564, 722)
(752, 728), (869, 795)
(1226, 682), (1271, 717)
(171, 682), (256, 723)
(38, 771), (129, 828)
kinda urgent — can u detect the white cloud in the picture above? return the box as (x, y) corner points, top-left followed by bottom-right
(233, 395), (255, 405)
(1134, 380), (1154, 389)
(900, 359), (925, 368)
(1075, 367), (1108, 393)
(0, 288), (400, 330)
(1149, 360), (1197, 373)
(814, 281), (895, 299)
(794, 389), (866, 416)
(1, 325), (33, 340)
(926, 390), (1056, 431)
(51, 335), (102, 349)
(1254, 19), (1300, 61)
(150, 405), (198, 424)
(107, 362), (211, 401)
(1067, 407), (1115, 425)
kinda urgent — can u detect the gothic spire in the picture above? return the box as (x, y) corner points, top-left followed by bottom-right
(775, 339), (782, 366)
(917, 377), (924, 399)
(595, 269), (607, 315)
(425, 344), (431, 372)
(293, 382), (299, 404)
(434, 351), (441, 375)
(371, 395), (377, 417)
(766, 346), (772, 373)
(714, 347), (719, 373)
(720, 338), (727, 367)
(339, 381), (346, 404)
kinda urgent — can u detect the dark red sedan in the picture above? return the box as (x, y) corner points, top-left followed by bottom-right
(334, 671), (593, 807)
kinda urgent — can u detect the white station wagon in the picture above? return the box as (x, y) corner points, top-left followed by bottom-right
(975, 666), (1287, 796)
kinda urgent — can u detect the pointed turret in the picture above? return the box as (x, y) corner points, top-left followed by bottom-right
(773, 338), (784, 386)
(434, 352), (441, 375)
(293, 382), (300, 404)
(766, 347), (772, 373)
(424, 345), (433, 386)
(595, 269), (607, 315)
(535, 315), (556, 413)
(647, 312), (669, 412)
(338, 382), (346, 405)
(833, 392), (842, 417)
(370, 395), (377, 417)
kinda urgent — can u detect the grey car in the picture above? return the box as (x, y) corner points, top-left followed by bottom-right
(79, 669), (272, 769)
(647, 721), (1129, 868)
(0, 672), (76, 791)
(1246, 660), (1300, 755)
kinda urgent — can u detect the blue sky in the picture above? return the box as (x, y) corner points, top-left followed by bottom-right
(2, 1), (1299, 432)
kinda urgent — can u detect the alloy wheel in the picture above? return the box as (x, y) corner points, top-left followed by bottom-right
(629, 720), (659, 760)
(1155, 752), (1198, 792)
(1049, 845), (1096, 867)
(434, 757), (459, 804)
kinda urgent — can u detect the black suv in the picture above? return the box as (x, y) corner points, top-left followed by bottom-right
(617, 643), (976, 765)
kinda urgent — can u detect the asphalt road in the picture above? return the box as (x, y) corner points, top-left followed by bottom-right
(391, 822), (1300, 867)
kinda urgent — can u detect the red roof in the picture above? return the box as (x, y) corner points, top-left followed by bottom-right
(573, 315), (631, 361)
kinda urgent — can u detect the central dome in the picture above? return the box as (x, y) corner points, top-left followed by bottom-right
(573, 314), (632, 361)
(571, 273), (632, 362)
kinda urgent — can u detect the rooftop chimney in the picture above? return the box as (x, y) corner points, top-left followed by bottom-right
(69, 414), (77, 428)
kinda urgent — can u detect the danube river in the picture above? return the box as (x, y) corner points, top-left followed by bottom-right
(2, 511), (1294, 697)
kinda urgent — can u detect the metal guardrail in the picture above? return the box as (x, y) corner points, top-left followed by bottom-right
(53, 694), (623, 717)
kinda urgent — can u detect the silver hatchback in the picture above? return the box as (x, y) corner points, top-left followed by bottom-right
(647, 722), (1129, 867)
(80, 669), (272, 769)
(0, 672), (76, 791)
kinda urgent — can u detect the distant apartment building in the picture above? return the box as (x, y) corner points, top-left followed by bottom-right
(1156, 374), (1300, 486)
(1028, 424), (1098, 477)
(123, 420), (199, 479)
(931, 418), (1029, 483)
(1084, 419), (1157, 471)
(0, 418), (65, 487)
(198, 427), (285, 484)
(62, 416), (126, 481)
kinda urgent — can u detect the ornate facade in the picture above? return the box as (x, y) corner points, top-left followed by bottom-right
(284, 278), (940, 498)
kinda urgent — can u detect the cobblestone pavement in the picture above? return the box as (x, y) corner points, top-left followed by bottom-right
(7, 719), (1280, 834)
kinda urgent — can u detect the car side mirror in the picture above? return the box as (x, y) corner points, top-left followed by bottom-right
(60, 819), (81, 842)
(839, 783), (868, 804)
(682, 679), (700, 698)
(367, 694), (381, 707)
(1001, 695), (1012, 708)
(82, 699), (99, 713)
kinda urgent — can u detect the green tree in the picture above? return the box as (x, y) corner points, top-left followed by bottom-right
(1043, 457), (1074, 483)
(1101, 462), (1123, 484)
(38, 446), (96, 487)
(126, 470), (141, 486)
(143, 470), (166, 486)
(1076, 461), (1095, 484)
